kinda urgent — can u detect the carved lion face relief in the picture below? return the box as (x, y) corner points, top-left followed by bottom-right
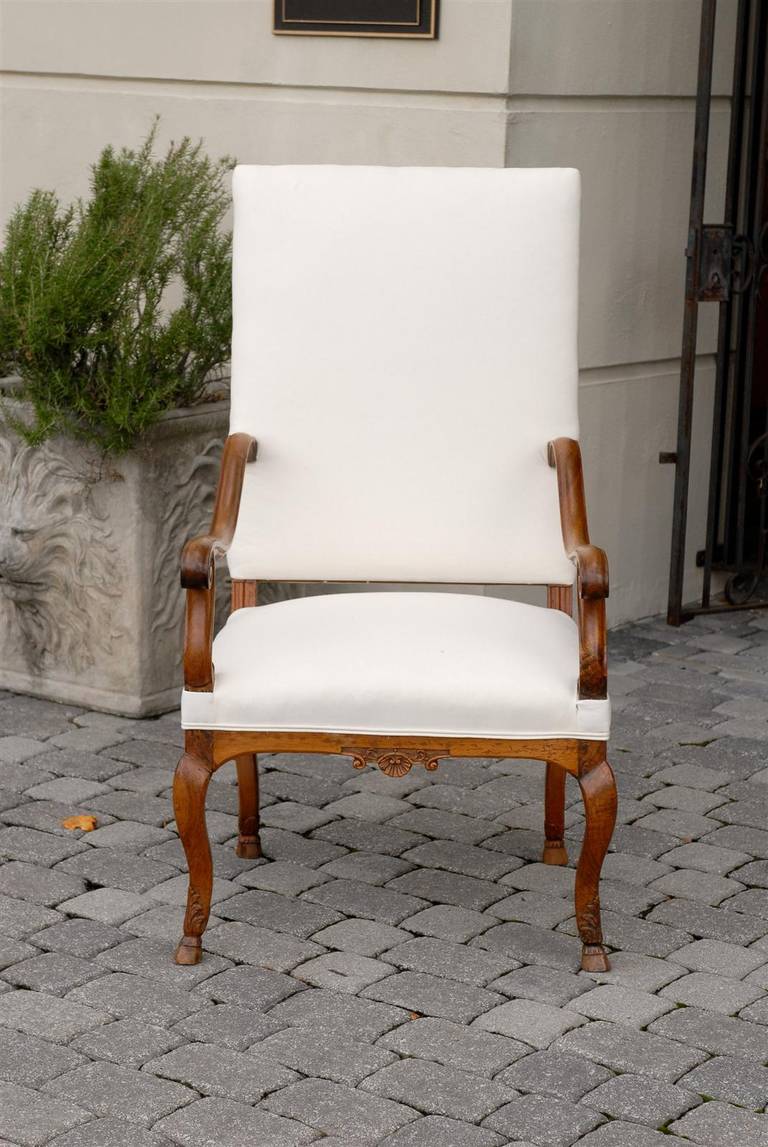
(0, 436), (123, 672)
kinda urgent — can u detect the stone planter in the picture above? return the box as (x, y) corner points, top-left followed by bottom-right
(0, 384), (230, 716)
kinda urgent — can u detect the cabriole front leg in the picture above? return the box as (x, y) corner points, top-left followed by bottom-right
(173, 746), (214, 965)
(575, 757), (617, 973)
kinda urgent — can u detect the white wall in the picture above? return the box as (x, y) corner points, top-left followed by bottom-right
(0, 0), (738, 623)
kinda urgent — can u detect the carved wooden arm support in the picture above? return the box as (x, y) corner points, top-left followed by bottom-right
(182, 433), (257, 691)
(548, 437), (608, 700)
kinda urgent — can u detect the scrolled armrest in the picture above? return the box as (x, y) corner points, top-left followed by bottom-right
(182, 432), (257, 690)
(548, 437), (608, 701)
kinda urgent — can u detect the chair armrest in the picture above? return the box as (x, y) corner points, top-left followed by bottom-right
(548, 437), (608, 700)
(182, 432), (257, 690)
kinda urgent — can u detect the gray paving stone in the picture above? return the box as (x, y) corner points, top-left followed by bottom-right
(660, 970), (763, 1014)
(216, 887), (343, 937)
(44, 1060), (194, 1126)
(389, 808), (500, 844)
(266, 986), (410, 1041)
(0, 737), (48, 764)
(0, 892), (61, 939)
(475, 922), (581, 971)
(93, 937), (232, 988)
(56, 848), (178, 894)
(49, 728), (129, 753)
(490, 890), (575, 928)
(558, 908), (690, 959)
(364, 970), (503, 1023)
(703, 823), (768, 857)
(0, 935), (35, 969)
(83, 821), (172, 852)
(0, 1027), (86, 1087)
(645, 784), (728, 814)
(259, 800), (337, 833)
(154, 1096), (316, 1147)
(204, 921), (323, 971)
(172, 1003), (283, 1050)
(194, 964), (302, 1009)
(34, 749), (131, 782)
(582, 1073), (696, 1125)
(257, 1024), (397, 1086)
(650, 762), (730, 790)
(318, 850), (413, 885)
(496, 1050), (611, 1102)
(147, 874), (238, 907)
(482, 1094), (604, 1147)
(3, 951), (104, 994)
(473, 998), (586, 1049)
(403, 904), (495, 943)
(0, 761), (55, 792)
(264, 1076), (418, 1142)
(660, 841), (751, 875)
(304, 877), (428, 924)
(388, 868), (505, 911)
(293, 950), (394, 993)
(259, 826), (348, 866)
(679, 1054), (768, 1108)
(2, 799), (115, 836)
(554, 1019), (707, 1081)
(722, 887), (768, 917)
(28, 917), (123, 958)
(669, 1100), (768, 1146)
(234, 858), (330, 894)
(261, 768), (346, 806)
(606, 823), (681, 859)
(67, 972), (203, 1025)
(669, 937), (767, 978)
(379, 1117), (504, 1146)
(378, 1016), (529, 1078)
(145, 1040), (298, 1102)
(487, 965), (592, 1006)
(362, 1057), (516, 1122)
(0, 1080), (90, 1146)
(313, 817), (428, 856)
(312, 918), (410, 957)
(562, 1111), (671, 1141)
(569, 984), (674, 1026)
(47, 1117), (174, 1147)
(596, 851), (672, 887)
(383, 937), (517, 986)
(0, 860), (86, 906)
(580, 949), (683, 995)
(106, 740), (180, 768)
(0, 988), (109, 1041)
(323, 792), (412, 821)
(649, 1005), (768, 1060)
(0, 825), (85, 865)
(649, 868), (745, 905)
(58, 887), (154, 925)
(108, 766), (175, 795)
(24, 776), (110, 803)
(646, 897), (768, 944)
(71, 1017), (184, 1067)
(402, 839), (523, 881)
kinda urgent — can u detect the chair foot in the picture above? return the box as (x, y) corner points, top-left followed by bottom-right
(174, 935), (203, 966)
(235, 834), (262, 859)
(542, 839), (569, 865)
(581, 943), (610, 973)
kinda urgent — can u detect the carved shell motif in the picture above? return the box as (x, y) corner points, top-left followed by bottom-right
(345, 748), (443, 777)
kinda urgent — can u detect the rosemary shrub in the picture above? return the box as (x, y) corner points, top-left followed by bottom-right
(0, 123), (233, 452)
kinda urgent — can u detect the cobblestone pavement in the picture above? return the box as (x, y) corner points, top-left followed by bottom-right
(4, 610), (768, 1143)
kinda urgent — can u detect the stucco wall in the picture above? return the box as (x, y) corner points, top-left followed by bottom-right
(0, 0), (738, 623)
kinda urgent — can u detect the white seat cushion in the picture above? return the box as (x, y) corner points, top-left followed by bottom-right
(181, 592), (609, 741)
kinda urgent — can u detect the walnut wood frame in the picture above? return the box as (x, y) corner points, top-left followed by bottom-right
(173, 433), (616, 974)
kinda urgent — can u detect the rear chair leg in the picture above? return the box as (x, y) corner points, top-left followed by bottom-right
(173, 745), (214, 965)
(543, 761), (569, 865)
(576, 759), (617, 973)
(235, 754), (261, 859)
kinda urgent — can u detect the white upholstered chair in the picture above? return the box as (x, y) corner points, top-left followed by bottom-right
(175, 165), (616, 973)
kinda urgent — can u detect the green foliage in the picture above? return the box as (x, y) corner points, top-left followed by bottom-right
(0, 122), (233, 452)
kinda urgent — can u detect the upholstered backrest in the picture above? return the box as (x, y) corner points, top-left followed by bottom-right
(228, 165), (580, 584)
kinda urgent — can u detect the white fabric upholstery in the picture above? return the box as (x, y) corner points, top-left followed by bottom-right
(181, 592), (610, 740)
(228, 165), (580, 584)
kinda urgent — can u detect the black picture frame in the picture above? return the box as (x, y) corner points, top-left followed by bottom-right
(273, 0), (438, 39)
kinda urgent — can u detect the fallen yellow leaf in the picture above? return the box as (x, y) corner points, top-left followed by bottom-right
(62, 815), (98, 832)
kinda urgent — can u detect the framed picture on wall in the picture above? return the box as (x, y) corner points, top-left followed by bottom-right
(273, 0), (438, 39)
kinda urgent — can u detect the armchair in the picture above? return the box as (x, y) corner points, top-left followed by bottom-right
(173, 165), (617, 974)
